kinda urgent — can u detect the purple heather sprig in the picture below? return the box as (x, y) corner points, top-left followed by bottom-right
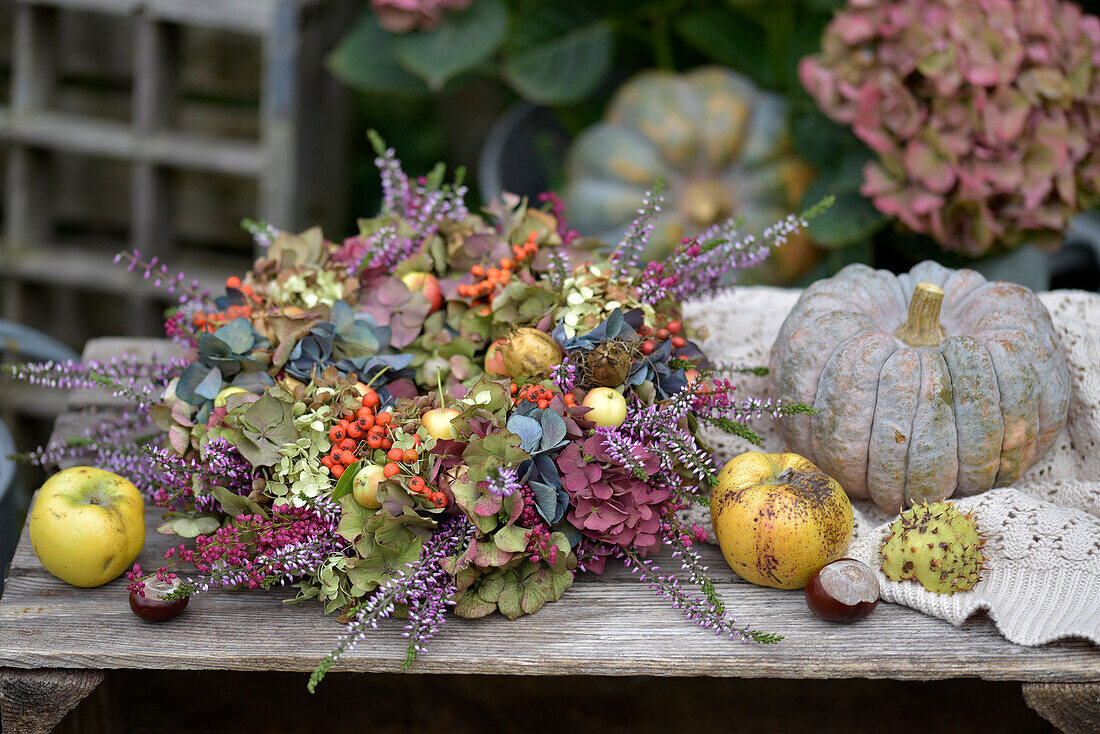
(545, 247), (572, 291)
(145, 438), (258, 511)
(485, 465), (521, 498)
(620, 548), (781, 644)
(113, 250), (211, 305)
(308, 514), (473, 691)
(550, 357), (578, 394)
(609, 182), (664, 282)
(3, 356), (187, 407)
(360, 131), (469, 273)
(241, 218), (280, 248)
(637, 198), (831, 305)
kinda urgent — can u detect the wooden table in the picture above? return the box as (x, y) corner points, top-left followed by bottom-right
(1, 339), (1098, 733)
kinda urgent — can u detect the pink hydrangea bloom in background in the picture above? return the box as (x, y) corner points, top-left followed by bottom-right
(799, 0), (1100, 256)
(371, 0), (475, 33)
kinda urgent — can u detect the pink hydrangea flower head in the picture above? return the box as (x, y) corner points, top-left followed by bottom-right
(801, 0), (1100, 256)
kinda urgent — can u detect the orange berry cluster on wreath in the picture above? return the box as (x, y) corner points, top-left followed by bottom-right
(455, 230), (542, 314)
(510, 382), (577, 409)
(190, 276), (262, 332)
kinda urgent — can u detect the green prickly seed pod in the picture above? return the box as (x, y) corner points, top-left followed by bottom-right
(880, 501), (986, 595)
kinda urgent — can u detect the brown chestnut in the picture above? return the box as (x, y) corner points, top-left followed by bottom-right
(129, 576), (189, 623)
(805, 558), (879, 623)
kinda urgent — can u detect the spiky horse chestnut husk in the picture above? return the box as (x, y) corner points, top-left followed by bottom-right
(880, 501), (986, 595)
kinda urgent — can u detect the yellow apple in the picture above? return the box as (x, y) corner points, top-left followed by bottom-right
(582, 387), (628, 427)
(421, 407), (461, 440)
(29, 467), (145, 588)
(352, 464), (387, 509)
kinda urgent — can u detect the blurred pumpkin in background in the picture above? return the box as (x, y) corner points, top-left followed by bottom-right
(562, 66), (818, 283)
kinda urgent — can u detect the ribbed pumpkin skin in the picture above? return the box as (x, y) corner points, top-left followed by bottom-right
(561, 67), (814, 276)
(770, 261), (1070, 512)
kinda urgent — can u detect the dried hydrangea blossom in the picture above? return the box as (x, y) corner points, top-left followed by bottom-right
(800, 0), (1100, 255)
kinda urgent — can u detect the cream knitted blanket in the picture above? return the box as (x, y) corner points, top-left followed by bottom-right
(682, 286), (1100, 646)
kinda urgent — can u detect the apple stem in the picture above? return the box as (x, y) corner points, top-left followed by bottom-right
(436, 370), (446, 408)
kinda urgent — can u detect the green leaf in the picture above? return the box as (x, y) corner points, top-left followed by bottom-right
(791, 108), (865, 171)
(804, 189), (886, 249)
(497, 575), (524, 620)
(463, 430), (528, 483)
(455, 590), (498, 618)
(476, 570), (506, 602)
(471, 538), (514, 568)
(337, 494), (375, 544)
(494, 524), (530, 553)
(391, 0), (508, 91)
(209, 485), (268, 520)
(326, 13), (428, 96)
(675, 8), (772, 87)
(549, 566), (573, 601)
(502, 8), (613, 106)
(213, 318), (256, 354)
(520, 567), (554, 615)
(156, 514), (221, 538)
(331, 461), (362, 501)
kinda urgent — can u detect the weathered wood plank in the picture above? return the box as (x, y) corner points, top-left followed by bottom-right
(1023, 682), (1100, 734)
(0, 668), (104, 734)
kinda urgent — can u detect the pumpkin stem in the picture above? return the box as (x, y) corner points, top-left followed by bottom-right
(895, 281), (947, 347)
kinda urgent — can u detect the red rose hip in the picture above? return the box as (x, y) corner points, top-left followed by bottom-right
(805, 558), (879, 623)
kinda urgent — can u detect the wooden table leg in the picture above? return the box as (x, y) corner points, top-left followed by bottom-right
(0, 668), (104, 734)
(1022, 682), (1100, 734)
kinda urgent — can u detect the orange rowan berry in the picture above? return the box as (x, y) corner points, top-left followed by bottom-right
(346, 423), (363, 439)
(402, 449), (418, 463)
(500, 257), (513, 269)
(376, 411), (391, 426)
(387, 447), (404, 462)
(383, 462), (400, 478)
(409, 476), (426, 492)
(226, 276), (242, 289)
(471, 264), (485, 277)
(331, 464), (345, 479)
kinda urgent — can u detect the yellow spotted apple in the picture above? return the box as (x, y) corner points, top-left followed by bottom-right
(29, 466), (146, 587)
(582, 387), (627, 427)
(711, 452), (852, 589)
